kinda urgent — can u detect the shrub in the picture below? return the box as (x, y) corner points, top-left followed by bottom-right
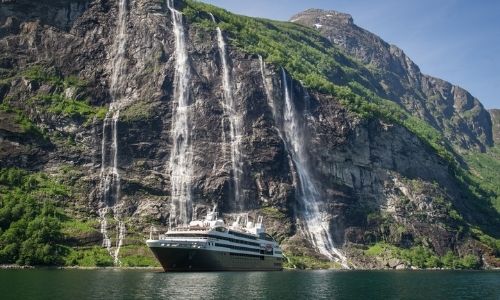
(0, 168), (69, 265)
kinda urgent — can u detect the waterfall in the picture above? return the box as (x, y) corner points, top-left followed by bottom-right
(99, 207), (111, 254)
(98, 0), (129, 265)
(260, 57), (300, 193)
(260, 57), (278, 121)
(261, 63), (348, 268)
(113, 220), (126, 265)
(210, 13), (244, 211)
(167, 0), (193, 226)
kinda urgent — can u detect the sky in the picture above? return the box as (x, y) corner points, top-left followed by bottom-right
(202, 0), (500, 109)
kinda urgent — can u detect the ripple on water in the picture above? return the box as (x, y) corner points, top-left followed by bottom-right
(0, 269), (499, 300)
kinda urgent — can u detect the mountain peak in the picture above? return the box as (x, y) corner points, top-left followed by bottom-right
(290, 9), (354, 26)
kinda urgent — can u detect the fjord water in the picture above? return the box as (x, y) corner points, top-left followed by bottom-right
(0, 270), (498, 299)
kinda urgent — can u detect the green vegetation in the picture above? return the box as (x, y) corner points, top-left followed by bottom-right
(3, 64), (106, 123)
(64, 246), (114, 267)
(470, 227), (500, 256)
(0, 168), (158, 267)
(121, 100), (154, 122)
(22, 65), (86, 89)
(364, 242), (482, 269)
(119, 245), (161, 267)
(22, 64), (106, 122)
(61, 219), (99, 237)
(0, 102), (44, 137)
(364, 242), (386, 256)
(29, 93), (107, 122)
(0, 168), (68, 265)
(260, 206), (286, 219)
(441, 251), (481, 269)
(464, 146), (500, 212)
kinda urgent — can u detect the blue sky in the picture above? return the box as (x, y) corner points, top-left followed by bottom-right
(202, 0), (500, 109)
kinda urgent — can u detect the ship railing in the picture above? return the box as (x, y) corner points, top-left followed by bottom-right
(170, 227), (210, 232)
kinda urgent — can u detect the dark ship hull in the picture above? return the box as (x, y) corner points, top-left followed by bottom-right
(148, 246), (283, 272)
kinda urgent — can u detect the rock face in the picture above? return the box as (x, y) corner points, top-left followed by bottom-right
(490, 109), (500, 144)
(0, 0), (498, 267)
(291, 9), (493, 152)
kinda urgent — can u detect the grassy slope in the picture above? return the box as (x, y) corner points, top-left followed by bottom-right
(464, 146), (500, 212)
(1, 65), (107, 123)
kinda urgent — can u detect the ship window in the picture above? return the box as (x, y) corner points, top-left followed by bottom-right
(214, 243), (261, 254)
(164, 233), (262, 247)
(259, 233), (276, 242)
(228, 230), (258, 240)
(229, 252), (263, 259)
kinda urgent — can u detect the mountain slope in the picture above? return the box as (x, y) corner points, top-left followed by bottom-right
(290, 9), (493, 152)
(491, 109), (500, 144)
(0, 0), (498, 269)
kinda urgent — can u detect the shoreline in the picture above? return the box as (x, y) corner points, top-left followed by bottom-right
(1, 264), (498, 271)
(0, 264), (163, 270)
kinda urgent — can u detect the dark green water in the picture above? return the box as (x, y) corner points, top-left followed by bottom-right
(0, 269), (498, 299)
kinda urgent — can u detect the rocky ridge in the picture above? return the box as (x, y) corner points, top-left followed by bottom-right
(291, 9), (493, 152)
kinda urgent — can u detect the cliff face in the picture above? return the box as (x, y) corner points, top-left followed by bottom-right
(291, 9), (493, 152)
(490, 109), (500, 145)
(0, 0), (498, 268)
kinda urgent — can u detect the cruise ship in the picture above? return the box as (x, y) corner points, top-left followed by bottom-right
(146, 209), (284, 271)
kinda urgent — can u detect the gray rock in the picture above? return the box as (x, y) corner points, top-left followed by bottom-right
(291, 9), (493, 151)
(489, 109), (500, 144)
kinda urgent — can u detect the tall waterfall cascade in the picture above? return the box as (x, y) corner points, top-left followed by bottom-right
(98, 0), (129, 265)
(260, 62), (349, 268)
(259, 57), (300, 192)
(281, 69), (349, 268)
(210, 14), (245, 211)
(167, 0), (194, 226)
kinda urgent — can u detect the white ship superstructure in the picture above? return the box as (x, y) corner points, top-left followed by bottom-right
(147, 209), (284, 271)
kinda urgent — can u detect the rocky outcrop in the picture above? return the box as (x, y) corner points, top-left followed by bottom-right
(291, 9), (493, 152)
(0, 0), (498, 268)
(490, 109), (500, 144)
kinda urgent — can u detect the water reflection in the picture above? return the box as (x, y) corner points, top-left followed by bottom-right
(0, 269), (498, 300)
